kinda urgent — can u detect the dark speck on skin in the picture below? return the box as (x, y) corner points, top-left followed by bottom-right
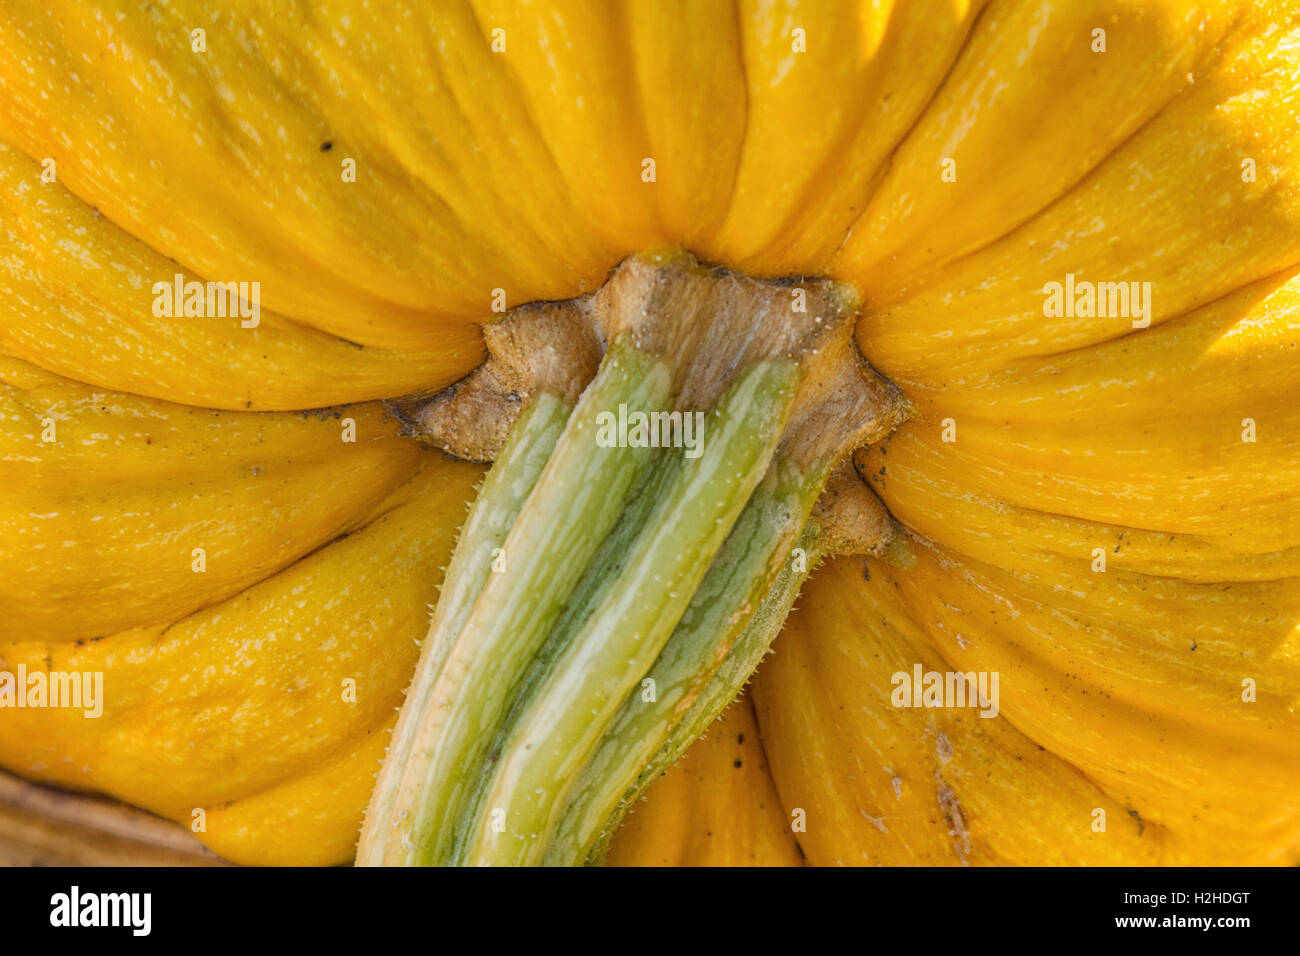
(1128, 807), (1146, 836)
(320, 140), (333, 151)
(733, 760), (743, 768)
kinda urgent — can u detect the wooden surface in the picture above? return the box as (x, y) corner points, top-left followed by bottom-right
(0, 770), (227, 866)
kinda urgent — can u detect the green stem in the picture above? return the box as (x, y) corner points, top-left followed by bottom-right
(357, 313), (867, 866)
(357, 394), (570, 865)
(362, 338), (670, 865)
(447, 448), (686, 859)
(461, 360), (800, 866)
(655, 524), (826, 780)
(584, 522), (827, 865)
(550, 459), (826, 864)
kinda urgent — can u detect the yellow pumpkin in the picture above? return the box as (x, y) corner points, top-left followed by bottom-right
(1, 0), (1298, 866)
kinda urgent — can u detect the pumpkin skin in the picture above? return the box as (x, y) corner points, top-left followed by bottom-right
(0, 0), (1298, 866)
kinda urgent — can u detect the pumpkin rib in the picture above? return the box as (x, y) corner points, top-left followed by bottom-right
(889, 495), (1300, 585)
(882, 536), (1300, 849)
(455, 23), (580, 266)
(313, 48), (508, 296)
(604, 2), (662, 238)
(743, 688), (812, 867)
(0, 138), (485, 408)
(0, 2), (510, 346)
(847, 74), (1175, 300)
(868, 407), (1299, 552)
(752, 558), (1179, 865)
(832, 0), (1237, 293)
(0, 454), (484, 845)
(0, 364), (437, 642)
(466, 1), (663, 257)
(407, 18), (564, 279)
(1018, 258), (1300, 368)
(853, 0), (1300, 384)
(710, 1), (991, 273)
(860, 259), (1300, 570)
(304, 3), (624, 314)
(298, 1), (624, 313)
(459, 0), (570, 216)
(716, 0), (750, 224)
(759, 546), (1289, 868)
(768, 0), (994, 269)
(605, 695), (804, 867)
(197, 728), (390, 867)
